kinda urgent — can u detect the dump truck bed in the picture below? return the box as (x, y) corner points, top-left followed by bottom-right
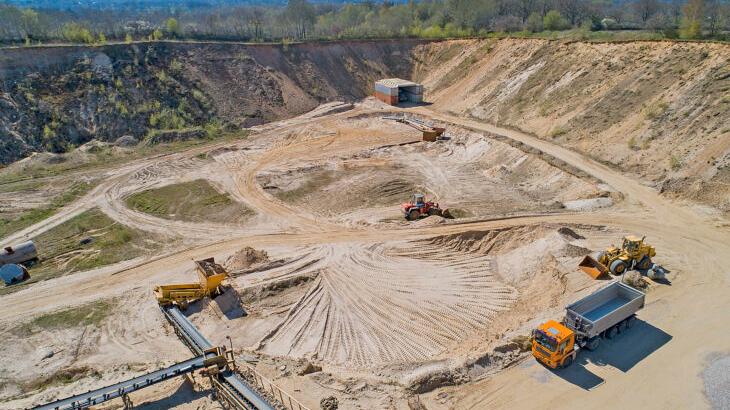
(564, 281), (645, 338)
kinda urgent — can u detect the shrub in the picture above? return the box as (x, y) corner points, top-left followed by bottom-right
(61, 23), (94, 44)
(543, 10), (568, 31)
(149, 108), (186, 129)
(669, 155), (681, 171)
(526, 12), (543, 32)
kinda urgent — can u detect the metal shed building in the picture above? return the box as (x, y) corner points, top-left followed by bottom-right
(374, 79), (423, 106)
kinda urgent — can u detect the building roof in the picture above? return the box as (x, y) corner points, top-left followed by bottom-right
(375, 78), (420, 88)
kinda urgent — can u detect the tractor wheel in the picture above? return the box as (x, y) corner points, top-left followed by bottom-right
(407, 209), (420, 221)
(609, 259), (627, 275)
(637, 256), (652, 270)
(428, 208), (442, 217)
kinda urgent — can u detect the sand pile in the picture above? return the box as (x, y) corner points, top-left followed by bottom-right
(225, 247), (270, 271)
(412, 215), (446, 226)
(419, 225), (558, 255)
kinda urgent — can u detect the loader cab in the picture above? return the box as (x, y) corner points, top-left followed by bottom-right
(622, 235), (644, 257)
(531, 320), (575, 369)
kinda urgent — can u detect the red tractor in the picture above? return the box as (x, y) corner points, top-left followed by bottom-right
(401, 193), (451, 221)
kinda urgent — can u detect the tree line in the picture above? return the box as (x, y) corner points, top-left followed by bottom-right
(1, 0), (728, 46)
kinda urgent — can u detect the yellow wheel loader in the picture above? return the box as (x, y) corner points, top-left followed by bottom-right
(579, 235), (656, 279)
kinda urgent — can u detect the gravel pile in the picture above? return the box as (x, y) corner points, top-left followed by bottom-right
(704, 353), (730, 410)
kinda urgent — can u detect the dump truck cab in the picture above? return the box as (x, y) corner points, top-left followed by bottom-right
(532, 320), (576, 369)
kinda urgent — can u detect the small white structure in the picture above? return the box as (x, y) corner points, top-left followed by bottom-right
(374, 78), (423, 105)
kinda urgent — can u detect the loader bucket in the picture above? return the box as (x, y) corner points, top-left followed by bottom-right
(578, 255), (609, 279)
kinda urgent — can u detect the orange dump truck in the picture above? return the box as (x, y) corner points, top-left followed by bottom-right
(532, 282), (645, 368)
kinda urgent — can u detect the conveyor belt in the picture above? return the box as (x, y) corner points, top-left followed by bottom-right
(34, 306), (275, 410)
(163, 307), (275, 410)
(165, 306), (212, 354)
(34, 354), (213, 410)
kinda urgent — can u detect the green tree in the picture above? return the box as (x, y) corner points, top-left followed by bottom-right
(526, 11), (544, 31)
(20, 8), (39, 41)
(151, 29), (163, 41)
(97, 32), (106, 44)
(165, 17), (181, 37)
(61, 22), (94, 44)
(286, 0), (316, 39)
(125, 33), (133, 43)
(679, 0), (704, 38)
(543, 10), (568, 30)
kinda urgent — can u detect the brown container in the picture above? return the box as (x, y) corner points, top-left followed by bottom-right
(375, 91), (398, 106)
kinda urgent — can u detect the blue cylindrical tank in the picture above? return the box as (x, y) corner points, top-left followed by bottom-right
(0, 264), (29, 285)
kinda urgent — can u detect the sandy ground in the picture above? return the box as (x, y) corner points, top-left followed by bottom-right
(1, 99), (729, 409)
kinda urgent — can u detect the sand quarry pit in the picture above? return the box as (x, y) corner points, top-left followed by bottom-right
(3, 100), (727, 410)
(0, 104), (620, 409)
(256, 115), (610, 226)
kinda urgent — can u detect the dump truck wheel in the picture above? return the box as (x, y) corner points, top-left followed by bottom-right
(618, 320), (627, 334)
(586, 336), (600, 351)
(561, 355), (573, 368)
(625, 315), (636, 329)
(605, 326), (618, 339)
(637, 256), (652, 270)
(407, 210), (419, 221)
(609, 259), (627, 275)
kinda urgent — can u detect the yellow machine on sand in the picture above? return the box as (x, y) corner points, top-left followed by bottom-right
(154, 258), (227, 308)
(578, 235), (656, 279)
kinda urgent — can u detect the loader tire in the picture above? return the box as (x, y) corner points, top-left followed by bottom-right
(637, 256), (652, 270)
(407, 210), (419, 221)
(441, 209), (453, 219)
(428, 208), (441, 217)
(609, 259), (627, 275)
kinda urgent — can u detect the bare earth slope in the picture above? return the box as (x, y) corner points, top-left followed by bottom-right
(0, 39), (425, 164)
(413, 39), (730, 213)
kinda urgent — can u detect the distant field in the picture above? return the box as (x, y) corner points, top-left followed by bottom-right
(125, 179), (253, 224)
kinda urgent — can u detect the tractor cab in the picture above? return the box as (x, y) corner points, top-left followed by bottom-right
(531, 320), (576, 369)
(412, 193), (425, 207)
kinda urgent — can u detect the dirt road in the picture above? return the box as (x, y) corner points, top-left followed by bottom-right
(2, 102), (728, 409)
(418, 109), (730, 409)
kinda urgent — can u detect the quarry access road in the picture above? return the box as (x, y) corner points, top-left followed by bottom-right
(418, 109), (730, 410)
(2, 104), (729, 410)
